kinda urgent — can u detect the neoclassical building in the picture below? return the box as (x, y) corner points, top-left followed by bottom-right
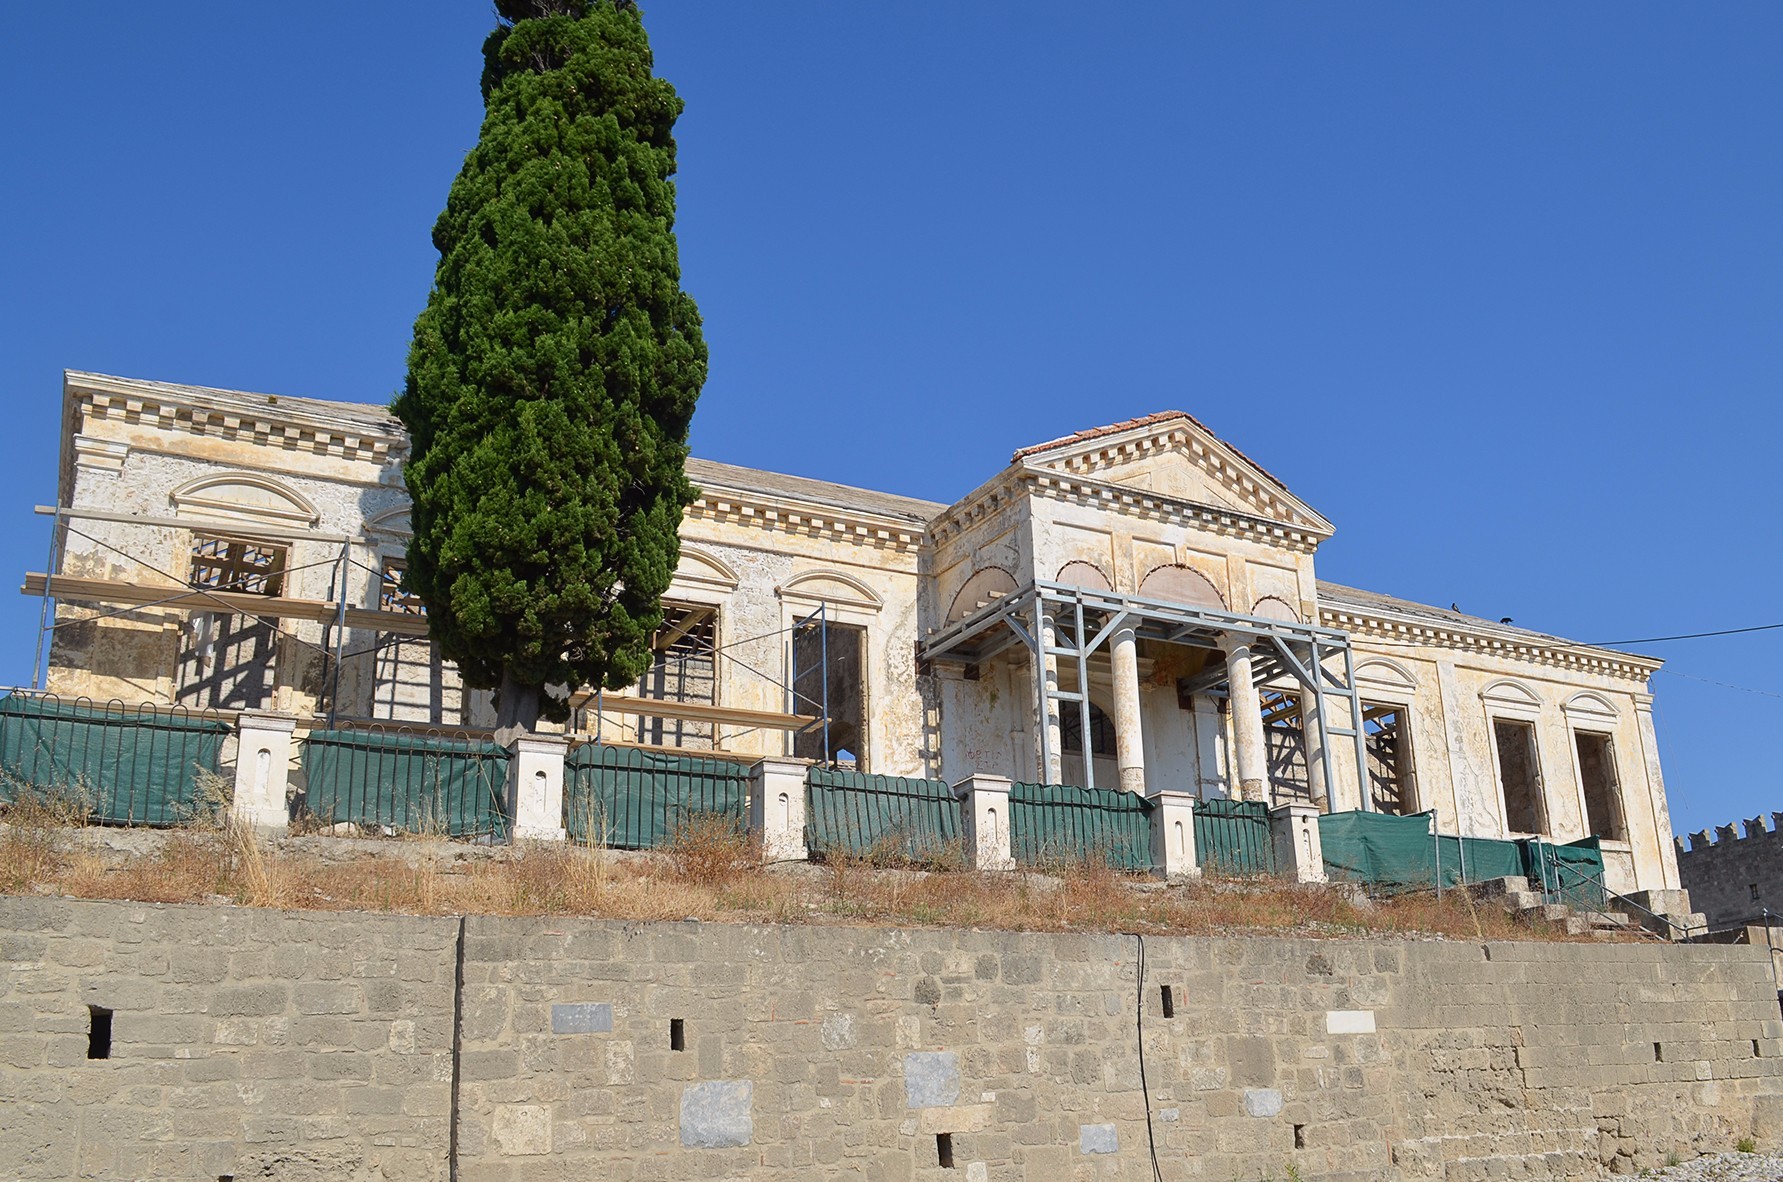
(33, 371), (1680, 893)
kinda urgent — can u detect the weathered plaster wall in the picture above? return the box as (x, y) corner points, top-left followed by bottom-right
(6, 897), (1783, 1182)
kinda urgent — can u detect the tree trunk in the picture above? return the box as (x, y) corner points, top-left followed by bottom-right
(494, 671), (543, 747)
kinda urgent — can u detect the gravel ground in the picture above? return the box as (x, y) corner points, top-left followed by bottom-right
(1645, 1152), (1783, 1181)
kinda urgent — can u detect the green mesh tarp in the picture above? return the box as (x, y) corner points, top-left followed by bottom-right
(1194, 797), (1277, 875)
(1319, 809), (1609, 901)
(1009, 782), (1152, 872)
(0, 695), (229, 826)
(301, 728), (507, 839)
(805, 768), (960, 862)
(564, 744), (749, 849)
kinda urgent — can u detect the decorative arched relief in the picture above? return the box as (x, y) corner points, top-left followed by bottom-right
(1354, 658), (1420, 692)
(170, 472), (320, 526)
(778, 569), (884, 613)
(947, 567), (1018, 622)
(1249, 595), (1301, 623)
(1561, 691), (1619, 723)
(364, 506), (412, 539)
(1055, 560), (1113, 592)
(672, 546), (741, 594)
(1480, 679), (1543, 712)
(1138, 563), (1225, 610)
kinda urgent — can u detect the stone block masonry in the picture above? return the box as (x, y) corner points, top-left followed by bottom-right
(5, 898), (1783, 1180)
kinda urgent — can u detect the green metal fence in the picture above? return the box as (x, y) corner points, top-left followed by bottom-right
(300, 726), (508, 840)
(564, 743), (750, 849)
(805, 768), (960, 862)
(1009, 781), (1151, 871)
(0, 693), (229, 826)
(1193, 797), (1278, 875)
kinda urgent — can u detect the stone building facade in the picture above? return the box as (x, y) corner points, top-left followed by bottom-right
(32, 371), (1680, 894)
(1678, 815), (1783, 931)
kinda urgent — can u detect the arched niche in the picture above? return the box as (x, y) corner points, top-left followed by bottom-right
(672, 546), (741, 595)
(1480, 679), (1543, 713)
(170, 472), (320, 526)
(1354, 658), (1420, 692)
(1139, 563), (1226, 610)
(779, 569), (884, 614)
(1561, 691), (1619, 723)
(947, 567), (1018, 622)
(1250, 595), (1301, 623)
(365, 506), (412, 539)
(1055, 560), (1113, 592)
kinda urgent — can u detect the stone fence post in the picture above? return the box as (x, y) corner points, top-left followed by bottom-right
(232, 711), (297, 834)
(507, 735), (568, 842)
(1146, 789), (1201, 880)
(748, 757), (809, 862)
(1270, 802), (1327, 884)
(953, 774), (1014, 872)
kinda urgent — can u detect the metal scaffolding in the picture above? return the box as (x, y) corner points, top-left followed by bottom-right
(919, 579), (1371, 803)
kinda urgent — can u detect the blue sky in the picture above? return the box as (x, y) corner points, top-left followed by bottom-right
(2, 3), (1778, 837)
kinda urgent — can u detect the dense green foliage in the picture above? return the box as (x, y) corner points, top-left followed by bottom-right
(395, 0), (705, 729)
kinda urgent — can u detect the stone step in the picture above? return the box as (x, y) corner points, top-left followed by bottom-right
(1469, 876), (1532, 899)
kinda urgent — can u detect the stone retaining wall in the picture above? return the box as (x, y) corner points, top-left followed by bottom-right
(4, 897), (1782, 1180)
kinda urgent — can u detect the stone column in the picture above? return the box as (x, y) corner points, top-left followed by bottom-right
(953, 774), (1014, 871)
(1224, 640), (1269, 803)
(1270, 802), (1327, 883)
(507, 735), (568, 842)
(232, 710), (297, 834)
(1146, 789), (1201, 880)
(1038, 612), (1063, 785)
(748, 757), (809, 862)
(1298, 693), (1330, 810)
(1109, 625), (1146, 795)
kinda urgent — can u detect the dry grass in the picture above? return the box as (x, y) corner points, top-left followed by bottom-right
(0, 813), (1601, 944)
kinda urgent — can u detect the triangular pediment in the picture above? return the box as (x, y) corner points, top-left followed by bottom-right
(1012, 412), (1333, 537)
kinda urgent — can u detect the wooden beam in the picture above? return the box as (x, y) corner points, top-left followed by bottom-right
(568, 690), (818, 732)
(23, 572), (430, 636)
(653, 604), (713, 653)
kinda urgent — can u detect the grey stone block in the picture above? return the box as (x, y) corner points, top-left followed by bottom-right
(1243, 1087), (1284, 1117)
(904, 1051), (961, 1109)
(550, 1003), (612, 1034)
(1079, 1122), (1119, 1154)
(679, 1080), (753, 1148)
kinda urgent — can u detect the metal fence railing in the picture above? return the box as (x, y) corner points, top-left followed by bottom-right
(805, 768), (960, 863)
(564, 742), (751, 849)
(1009, 781), (1152, 872)
(298, 723), (508, 840)
(0, 691), (230, 827)
(1193, 797), (1278, 876)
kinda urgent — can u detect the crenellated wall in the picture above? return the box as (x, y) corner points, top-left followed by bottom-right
(1678, 813), (1783, 930)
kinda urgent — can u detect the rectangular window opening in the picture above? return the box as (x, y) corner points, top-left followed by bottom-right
(1293, 1124), (1306, 1150)
(1753, 1039), (1762, 1058)
(1752, 884), (1762, 903)
(176, 536), (287, 711)
(1160, 984), (1175, 1019)
(87, 1005), (112, 1060)
(670, 1018), (685, 1052)
(793, 618), (868, 771)
(1261, 690), (1311, 803)
(1654, 1042), (1664, 1062)
(936, 1132), (955, 1169)
(1492, 718), (1545, 834)
(632, 603), (719, 751)
(1573, 731), (1625, 841)
(1364, 703), (1417, 815)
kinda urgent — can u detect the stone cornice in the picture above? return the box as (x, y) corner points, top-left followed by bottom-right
(1044, 422), (1334, 536)
(1323, 604), (1662, 684)
(685, 485), (927, 555)
(1024, 469), (1327, 553)
(70, 376), (404, 468)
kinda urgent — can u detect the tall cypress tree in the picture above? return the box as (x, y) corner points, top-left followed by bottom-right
(395, 0), (705, 737)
